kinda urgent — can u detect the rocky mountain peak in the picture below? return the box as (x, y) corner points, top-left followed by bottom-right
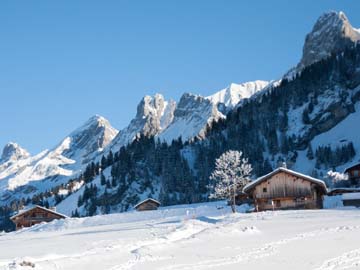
(0, 142), (30, 163)
(299, 11), (360, 68)
(159, 92), (224, 143)
(106, 94), (176, 153)
(61, 115), (118, 161)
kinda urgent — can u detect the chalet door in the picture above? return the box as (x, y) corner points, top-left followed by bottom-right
(275, 200), (281, 208)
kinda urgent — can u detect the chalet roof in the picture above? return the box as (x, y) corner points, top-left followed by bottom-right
(134, 198), (161, 209)
(243, 167), (327, 193)
(10, 205), (67, 220)
(328, 187), (360, 195)
(344, 162), (360, 173)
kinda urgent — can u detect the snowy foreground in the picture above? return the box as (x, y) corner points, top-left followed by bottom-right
(1, 202), (360, 270)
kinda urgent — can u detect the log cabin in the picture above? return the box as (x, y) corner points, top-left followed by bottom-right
(344, 163), (360, 185)
(10, 205), (67, 230)
(134, 198), (161, 211)
(243, 167), (327, 211)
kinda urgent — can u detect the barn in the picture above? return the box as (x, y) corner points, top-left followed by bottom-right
(243, 167), (327, 211)
(134, 198), (161, 211)
(10, 205), (67, 230)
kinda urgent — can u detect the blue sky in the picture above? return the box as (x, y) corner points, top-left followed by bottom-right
(1, 1), (359, 154)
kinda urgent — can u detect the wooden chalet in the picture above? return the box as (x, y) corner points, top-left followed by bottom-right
(243, 167), (327, 211)
(134, 198), (161, 211)
(10, 205), (67, 230)
(344, 163), (360, 184)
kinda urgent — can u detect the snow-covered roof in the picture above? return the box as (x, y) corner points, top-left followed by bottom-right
(342, 192), (360, 200)
(10, 205), (68, 220)
(328, 187), (360, 193)
(134, 198), (161, 209)
(343, 162), (360, 173)
(243, 167), (327, 193)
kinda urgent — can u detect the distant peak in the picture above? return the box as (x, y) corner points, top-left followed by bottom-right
(299, 10), (360, 68)
(318, 10), (347, 22)
(136, 93), (168, 119)
(87, 114), (106, 122)
(69, 115), (118, 141)
(313, 11), (349, 32)
(1, 142), (30, 163)
(206, 80), (269, 108)
(82, 114), (112, 128)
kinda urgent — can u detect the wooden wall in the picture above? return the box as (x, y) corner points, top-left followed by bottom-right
(346, 164), (360, 180)
(135, 201), (159, 211)
(252, 171), (323, 211)
(12, 207), (65, 230)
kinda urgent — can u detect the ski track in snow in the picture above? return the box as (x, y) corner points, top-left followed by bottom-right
(109, 222), (360, 270)
(110, 220), (213, 270)
(156, 225), (360, 270)
(314, 249), (360, 270)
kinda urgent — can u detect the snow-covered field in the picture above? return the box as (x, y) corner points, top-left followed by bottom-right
(1, 202), (360, 270)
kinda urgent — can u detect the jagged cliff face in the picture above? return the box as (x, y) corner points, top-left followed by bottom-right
(107, 94), (176, 153)
(62, 115), (118, 163)
(159, 93), (224, 143)
(299, 11), (360, 69)
(0, 143), (30, 164)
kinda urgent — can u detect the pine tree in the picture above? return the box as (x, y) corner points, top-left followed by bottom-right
(306, 143), (314, 160)
(100, 172), (106, 186)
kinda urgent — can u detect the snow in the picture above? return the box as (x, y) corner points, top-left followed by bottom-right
(206, 81), (269, 108)
(311, 102), (360, 172)
(0, 201), (359, 270)
(159, 93), (224, 144)
(343, 192), (360, 200)
(323, 195), (344, 208)
(0, 115), (118, 204)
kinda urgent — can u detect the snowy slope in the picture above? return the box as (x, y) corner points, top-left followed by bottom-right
(293, 102), (360, 175)
(0, 202), (360, 270)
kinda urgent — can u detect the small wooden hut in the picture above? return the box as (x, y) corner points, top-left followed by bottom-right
(10, 205), (67, 230)
(134, 198), (161, 211)
(243, 167), (327, 211)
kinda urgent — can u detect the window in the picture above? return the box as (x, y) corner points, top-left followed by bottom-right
(263, 187), (267, 193)
(354, 170), (359, 177)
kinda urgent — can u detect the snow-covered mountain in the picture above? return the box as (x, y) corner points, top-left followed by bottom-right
(106, 94), (176, 153)
(0, 115), (118, 202)
(0, 142), (30, 165)
(159, 93), (225, 143)
(107, 82), (267, 148)
(206, 81), (269, 109)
